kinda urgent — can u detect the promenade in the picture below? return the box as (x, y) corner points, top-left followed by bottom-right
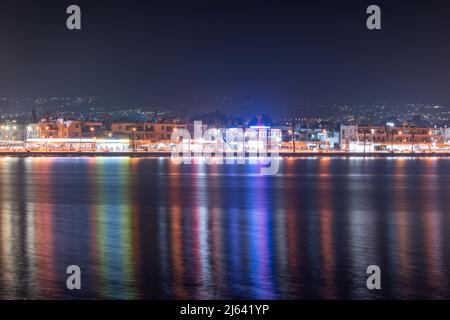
(0, 151), (449, 157)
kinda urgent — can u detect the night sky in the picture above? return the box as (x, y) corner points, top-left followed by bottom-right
(1, 0), (450, 118)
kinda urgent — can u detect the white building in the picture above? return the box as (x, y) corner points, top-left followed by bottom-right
(339, 125), (358, 151)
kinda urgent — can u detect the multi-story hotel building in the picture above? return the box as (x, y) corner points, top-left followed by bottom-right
(110, 122), (188, 141)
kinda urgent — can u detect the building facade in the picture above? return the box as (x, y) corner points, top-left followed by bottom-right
(110, 122), (188, 141)
(0, 122), (27, 141)
(340, 124), (445, 152)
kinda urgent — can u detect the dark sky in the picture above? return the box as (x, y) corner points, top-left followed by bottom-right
(1, 0), (450, 118)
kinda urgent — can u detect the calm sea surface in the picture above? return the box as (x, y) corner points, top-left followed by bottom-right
(0, 157), (449, 299)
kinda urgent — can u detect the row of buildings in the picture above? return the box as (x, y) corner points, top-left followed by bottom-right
(2, 118), (450, 152)
(0, 119), (189, 152)
(340, 124), (450, 152)
(21, 119), (189, 141)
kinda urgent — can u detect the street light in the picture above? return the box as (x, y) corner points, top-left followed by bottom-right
(288, 129), (295, 153)
(428, 130), (434, 152)
(45, 126), (50, 151)
(363, 128), (367, 154)
(88, 127), (96, 151)
(396, 131), (402, 151)
(290, 118), (296, 154)
(132, 127), (137, 152)
(322, 129), (329, 151)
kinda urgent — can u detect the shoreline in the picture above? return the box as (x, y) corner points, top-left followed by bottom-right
(0, 151), (449, 158)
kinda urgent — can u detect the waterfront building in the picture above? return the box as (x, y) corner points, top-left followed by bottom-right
(443, 127), (450, 142)
(282, 127), (339, 151)
(26, 124), (41, 140)
(340, 125), (358, 151)
(38, 119), (59, 138)
(82, 121), (104, 138)
(111, 122), (188, 141)
(57, 119), (82, 138)
(0, 122), (27, 141)
(340, 124), (447, 152)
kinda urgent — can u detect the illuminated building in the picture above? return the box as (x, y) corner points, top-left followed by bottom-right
(340, 124), (447, 152)
(0, 122), (27, 141)
(56, 119), (82, 138)
(111, 122), (188, 141)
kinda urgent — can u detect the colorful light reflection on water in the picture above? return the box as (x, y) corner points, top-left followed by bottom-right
(0, 157), (449, 299)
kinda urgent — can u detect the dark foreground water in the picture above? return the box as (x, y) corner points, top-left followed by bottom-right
(0, 157), (449, 299)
